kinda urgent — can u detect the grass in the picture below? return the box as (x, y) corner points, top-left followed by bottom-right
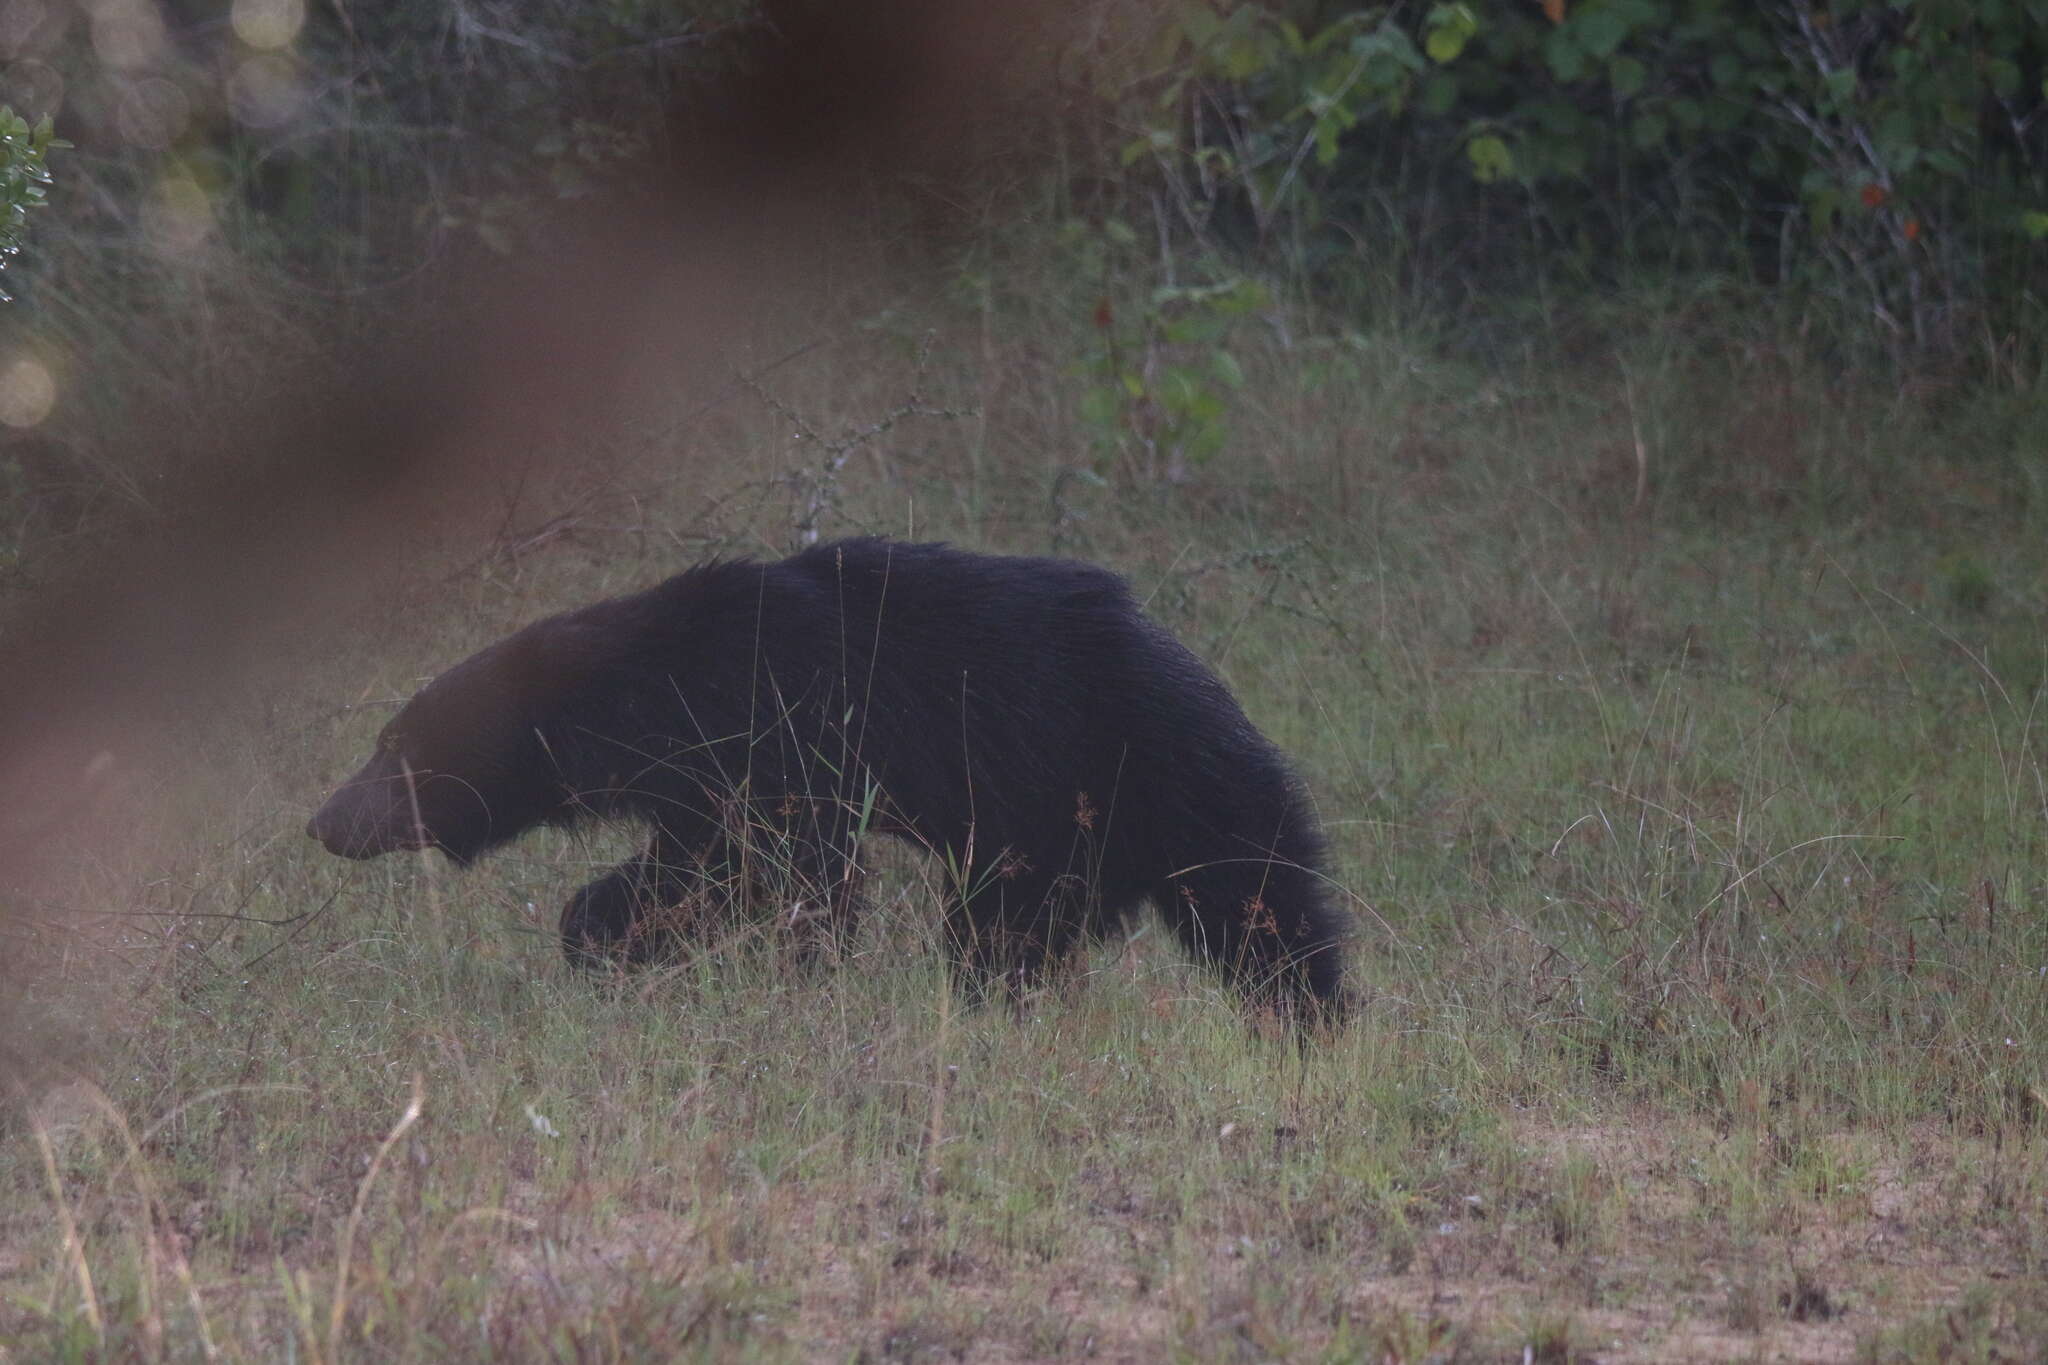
(4, 284), (2048, 1362)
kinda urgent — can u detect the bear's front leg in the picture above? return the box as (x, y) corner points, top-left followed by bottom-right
(772, 797), (869, 966)
(559, 835), (711, 969)
(941, 866), (1089, 1006)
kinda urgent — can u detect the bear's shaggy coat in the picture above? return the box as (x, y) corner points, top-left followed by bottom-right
(310, 539), (1346, 1018)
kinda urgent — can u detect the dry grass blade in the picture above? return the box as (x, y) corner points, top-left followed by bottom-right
(327, 1072), (426, 1361)
(29, 1108), (101, 1345)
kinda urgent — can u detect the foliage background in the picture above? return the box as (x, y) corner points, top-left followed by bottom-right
(3, 0), (2045, 555)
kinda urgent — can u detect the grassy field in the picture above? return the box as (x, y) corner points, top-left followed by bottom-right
(3, 295), (2047, 1362)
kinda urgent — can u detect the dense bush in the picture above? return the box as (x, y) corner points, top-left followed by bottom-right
(0, 108), (60, 301)
(7, 2), (2043, 354)
(1112, 0), (2048, 359)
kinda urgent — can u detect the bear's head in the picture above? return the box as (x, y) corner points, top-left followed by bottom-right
(308, 615), (606, 864)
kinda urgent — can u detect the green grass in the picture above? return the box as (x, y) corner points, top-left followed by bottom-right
(4, 291), (2048, 1362)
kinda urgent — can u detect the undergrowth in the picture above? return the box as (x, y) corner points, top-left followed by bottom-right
(2, 277), (2047, 1359)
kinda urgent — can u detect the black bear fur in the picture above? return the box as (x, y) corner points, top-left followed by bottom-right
(309, 539), (1347, 1019)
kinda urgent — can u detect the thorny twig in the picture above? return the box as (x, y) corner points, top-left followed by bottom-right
(736, 332), (974, 546)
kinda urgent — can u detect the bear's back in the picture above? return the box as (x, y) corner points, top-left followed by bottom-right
(784, 538), (1132, 637)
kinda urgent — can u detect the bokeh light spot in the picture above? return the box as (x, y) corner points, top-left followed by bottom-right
(0, 61), (65, 119)
(0, 1), (51, 59)
(90, 0), (167, 69)
(0, 356), (58, 429)
(231, 0), (306, 51)
(114, 75), (191, 149)
(144, 174), (215, 256)
(228, 53), (306, 128)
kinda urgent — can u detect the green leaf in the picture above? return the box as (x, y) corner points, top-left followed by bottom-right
(1805, 186), (1841, 234)
(1307, 13), (1367, 55)
(1119, 135), (1157, 167)
(1359, 24), (1427, 74)
(1176, 3), (1220, 48)
(1610, 55), (1646, 97)
(1574, 9), (1630, 59)
(1426, 24), (1469, 63)
(1216, 278), (1272, 314)
(1466, 133), (1513, 183)
(1544, 29), (1586, 82)
(2020, 211), (2048, 240)
(1185, 422), (1228, 463)
(1630, 111), (1668, 148)
(1924, 147), (1968, 178)
(1421, 72), (1461, 115)
(1163, 313), (1227, 345)
(1528, 98), (1586, 136)
(1079, 386), (1125, 428)
(1158, 365), (1203, 411)
(1702, 93), (1745, 131)
(1314, 114), (1342, 165)
(1424, 4), (1478, 64)
(1220, 37), (1267, 80)
(1211, 350), (1246, 388)
(1542, 134), (1589, 177)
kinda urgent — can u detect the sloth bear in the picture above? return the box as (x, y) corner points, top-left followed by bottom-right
(309, 539), (1346, 1021)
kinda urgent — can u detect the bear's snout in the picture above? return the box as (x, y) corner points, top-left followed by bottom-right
(306, 803), (380, 859)
(308, 779), (422, 859)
